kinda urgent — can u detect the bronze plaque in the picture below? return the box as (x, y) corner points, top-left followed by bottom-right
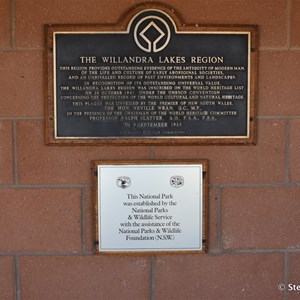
(45, 3), (258, 145)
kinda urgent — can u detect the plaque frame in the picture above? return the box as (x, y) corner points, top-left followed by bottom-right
(93, 160), (209, 254)
(45, 2), (258, 145)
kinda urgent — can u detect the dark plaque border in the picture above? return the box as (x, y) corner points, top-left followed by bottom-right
(45, 2), (258, 145)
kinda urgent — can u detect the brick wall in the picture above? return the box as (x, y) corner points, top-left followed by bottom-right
(0, 0), (299, 299)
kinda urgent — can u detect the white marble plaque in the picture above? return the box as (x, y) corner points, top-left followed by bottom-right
(96, 163), (206, 253)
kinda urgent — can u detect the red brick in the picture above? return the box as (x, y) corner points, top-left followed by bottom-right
(0, 189), (82, 252)
(0, 257), (14, 299)
(154, 120), (286, 185)
(0, 121), (13, 184)
(15, 0), (145, 48)
(0, 0), (10, 47)
(222, 187), (300, 249)
(155, 253), (283, 300)
(259, 51), (300, 116)
(169, 0), (287, 48)
(20, 256), (150, 300)
(17, 120), (150, 185)
(291, 0), (300, 47)
(290, 119), (300, 183)
(16, 0), (287, 48)
(0, 52), (43, 117)
(288, 253), (300, 299)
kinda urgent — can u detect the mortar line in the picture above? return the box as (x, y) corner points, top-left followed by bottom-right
(284, 119), (291, 185)
(257, 116), (300, 120)
(0, 251), (94, 257)
(0, 47), (14, 51)
(258, 47), (289, 51)
(12, 120), (18, 185)
(0, 117), (44, 121)
(216, 186), (222, 250)
(1, 248), (300, 257)
(210, 183), (291, 188)
(259, 47), (300, 52)
(0, 184), (89, 189)
(258, 46), (300, 52)
(10, 0), (16, 49)
(0, 47), (44, 52)
(219, 249), (300, 254)
(283, 252), (289, 300)
(80, 188), (87, 251)
(13, 256), (21, 300)
(287, 0), (292, 50)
